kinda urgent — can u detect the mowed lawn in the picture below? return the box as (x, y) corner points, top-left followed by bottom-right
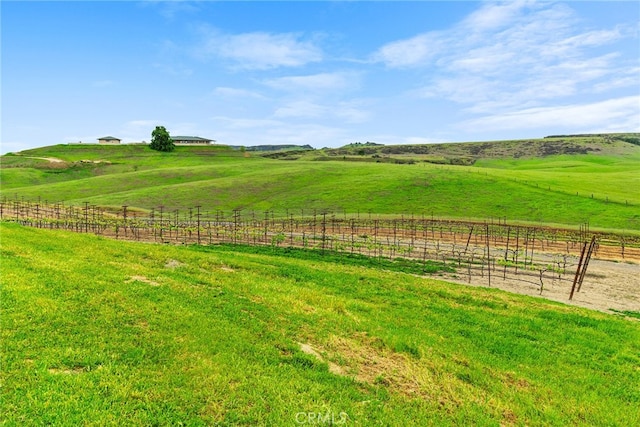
(2, 145), (640, 230)
(2, 223), (639, 425)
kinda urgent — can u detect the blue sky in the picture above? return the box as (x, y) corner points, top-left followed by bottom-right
(2, 1), (639, 154)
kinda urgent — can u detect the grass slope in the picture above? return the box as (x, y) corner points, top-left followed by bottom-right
(2, 223), (639, 425)
(2, 140), (639, 231)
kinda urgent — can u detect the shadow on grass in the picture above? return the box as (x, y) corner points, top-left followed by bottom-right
(190, 243), (454, 276)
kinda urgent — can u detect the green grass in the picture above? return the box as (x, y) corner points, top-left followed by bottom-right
(474, 152), (640, 207)
(2, 142), (640, 230)
(201, 243), (455, 276)
(2, 223), (639, 425)
(611, 309), (640, 320)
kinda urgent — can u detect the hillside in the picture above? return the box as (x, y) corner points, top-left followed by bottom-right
(1, 135), (639, 230)
(2, 223), (639, 425)
(265, 133), (640, 164)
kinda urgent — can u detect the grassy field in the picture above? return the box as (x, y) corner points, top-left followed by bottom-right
(2, 139), (640, 231)
(2, 223), (639, 425)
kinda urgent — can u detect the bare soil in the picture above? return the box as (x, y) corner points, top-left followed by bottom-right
(441, 258), (640, 315)
(20, 155), (66, 164)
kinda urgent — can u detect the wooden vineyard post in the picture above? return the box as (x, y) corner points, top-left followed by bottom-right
(410, 215), (416, 255)
(312, 211), (317, 247)
(91, 205), (97, 234)
(504, 226), (511, 280)
(577, 236), (597, 293)
(569, 241), (588, 300)
(321, 212), (327, 253)
(529, 228), (536, 268)
(374, 219), (379, 259)
(422, 217), (428, 271)
(160, 206), (165, 242)
(464, 226), (474, 256)
(514, 227), (520, 275)
(350, 218), (355, 255)
(523, 229), (529, 268)
(122, 205), (128, 238)
(392, 219), (398, 258)
(85, 204), (90, 233)
(174, 210), (179, 243)
(196, 205), (202, 245)
(486, 223), (491, 287)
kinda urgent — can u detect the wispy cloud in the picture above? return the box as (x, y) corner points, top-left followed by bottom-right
(273, 99), (370, 123)
(263, 72), (359, 92)
(210, 116), (350, 147)
(195, 28), (323, 70)
(373, 1), (639, 121)
(140, 0), (201, 20)
(273, 101), (326, 119)
(371, 33), (442, 68)
(593, 66), (640, 93)
(461, 0), (533, 32)
(463, 96), (640, 133)
(213, 87), (265, 99)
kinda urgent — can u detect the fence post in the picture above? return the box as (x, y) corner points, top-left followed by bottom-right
(569, 242), (588, 300)
(486, 223), (491, 287)
(196, 205), (201, 245)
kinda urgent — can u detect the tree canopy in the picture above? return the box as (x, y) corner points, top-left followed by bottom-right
(149, 126), (175, 152)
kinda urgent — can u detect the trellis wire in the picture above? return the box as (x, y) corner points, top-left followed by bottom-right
(3, 196), (637, 296)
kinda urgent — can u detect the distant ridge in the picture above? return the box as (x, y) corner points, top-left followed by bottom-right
(230, 144), (314, 152)
(259, 133), (640, 164)
(544, 133), (639, 146)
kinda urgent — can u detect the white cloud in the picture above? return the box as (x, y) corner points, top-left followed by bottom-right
(371, 33), (441, 68)
(461, 0), (532, 33)
(141, 0), (201, 19)
(263, 72), (358, 92)
(464, 96), (640, 132)
(263, 123), (347, 146)
(549, 26), (627, 55)
(196, 29), (322, 69)
(273, 101), (326, 119)
(273, 99), (370, 123)
(213, 87), (264, 99)
(593, 66), (640, 93)
(334, 102), (371, 124)
(210, 116), (350, 148)
(374, 0), (639, 127)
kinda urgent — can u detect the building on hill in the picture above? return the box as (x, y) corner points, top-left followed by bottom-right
(98, 136), (121, 144)
(172, 136), (215, 145)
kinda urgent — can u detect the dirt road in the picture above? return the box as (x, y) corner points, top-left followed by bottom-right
(442, 258), (640, 315)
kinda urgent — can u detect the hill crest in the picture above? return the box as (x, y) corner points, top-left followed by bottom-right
(263, 133), (640, 164)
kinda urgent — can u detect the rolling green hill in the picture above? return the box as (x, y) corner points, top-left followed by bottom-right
(2, 223), (639, 425)
(2, 135), (639, 231)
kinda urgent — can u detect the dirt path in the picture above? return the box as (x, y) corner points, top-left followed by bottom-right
(441, 258), (640, 315)
(21, 156), (66, 163)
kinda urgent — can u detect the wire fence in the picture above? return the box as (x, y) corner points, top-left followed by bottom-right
(3, 197), (638, 297)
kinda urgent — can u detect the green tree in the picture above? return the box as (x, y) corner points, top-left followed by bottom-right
(149, 126), (175, 152)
